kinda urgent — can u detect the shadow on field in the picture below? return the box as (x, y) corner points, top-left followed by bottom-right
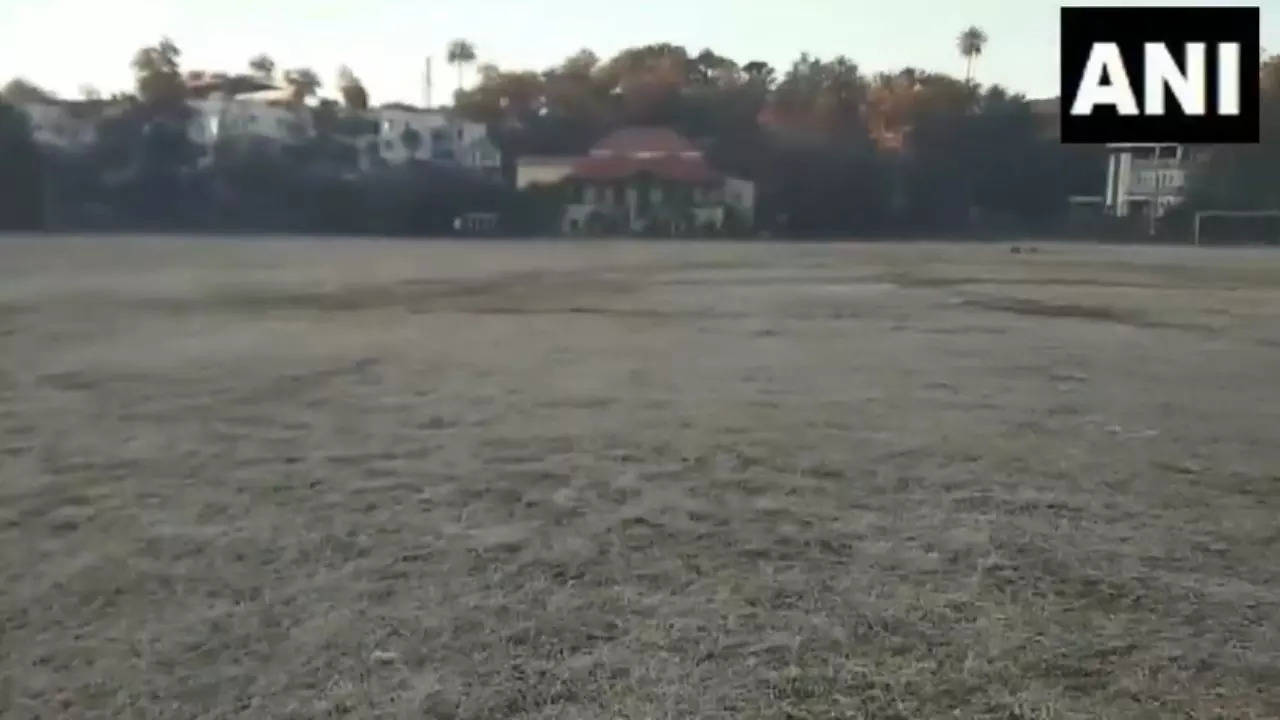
(953, 294), (1216, 332)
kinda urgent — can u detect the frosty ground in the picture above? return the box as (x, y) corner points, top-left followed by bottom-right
(2, 236), (1278, 718)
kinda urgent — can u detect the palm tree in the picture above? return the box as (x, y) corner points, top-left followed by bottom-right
(957, 26), (988, 85)
(447, 39), (477, 97)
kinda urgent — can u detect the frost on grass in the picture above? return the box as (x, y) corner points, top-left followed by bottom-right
(2, 237), (1279, 718)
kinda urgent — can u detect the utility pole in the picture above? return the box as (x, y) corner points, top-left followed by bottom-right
(1149, 153), (1163, 237)
(1149, 174), (1160, 236)
(41, 157), (54, 230)
(425, 57), (433, 109)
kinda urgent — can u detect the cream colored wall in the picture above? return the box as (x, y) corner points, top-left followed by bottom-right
(516, 162), (576, 189)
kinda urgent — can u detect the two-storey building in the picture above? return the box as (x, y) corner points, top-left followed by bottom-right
(1103, 143), (1198, 220)
(545, 127), (755, 235)
(373, 104), (501, 179)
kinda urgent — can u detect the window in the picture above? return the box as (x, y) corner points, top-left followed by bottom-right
(457, 127), (464, 140)
(383, 139), (393, 151)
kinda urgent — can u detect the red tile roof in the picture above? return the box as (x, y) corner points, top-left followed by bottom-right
(570, 154), (720, 183)
(569, 126), (718, 182)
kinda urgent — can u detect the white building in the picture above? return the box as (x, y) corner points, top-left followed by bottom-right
(555, 127), (755, 235)
(1104, 143), (1190, 220)
(373, 105), (501, 176)
(17, 101), (99, 152)
(515, 156), (579, 189)
(187, 92), (314, 166)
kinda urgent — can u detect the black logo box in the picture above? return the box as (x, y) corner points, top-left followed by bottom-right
(1060, 6), (1260, 144)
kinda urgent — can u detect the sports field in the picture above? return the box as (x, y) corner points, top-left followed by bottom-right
(2, 236), (1278, 718)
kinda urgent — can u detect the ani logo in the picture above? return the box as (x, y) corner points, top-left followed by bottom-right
(1060, 6), (1260, 144)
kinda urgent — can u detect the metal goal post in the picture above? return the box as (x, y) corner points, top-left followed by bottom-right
(1193, 210), (1280, 246)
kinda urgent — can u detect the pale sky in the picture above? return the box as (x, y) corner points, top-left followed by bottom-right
(2, 0), (1276, 106)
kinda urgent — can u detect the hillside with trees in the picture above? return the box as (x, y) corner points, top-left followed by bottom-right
(2, 35), (1277, 238)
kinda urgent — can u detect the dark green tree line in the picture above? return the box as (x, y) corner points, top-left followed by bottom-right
(1189, 55), (1280, 211)
(12, 29), (1217, 238)
(0, 98), (45, 229)
(456, 34), (1094, 236)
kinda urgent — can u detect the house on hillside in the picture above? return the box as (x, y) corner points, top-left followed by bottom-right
(187, 85), (314, 168)
(185, 74), (276, 100)
(1024, 96), (1200, 224)
(527, 127), (755, 235)
(373, 104), (501, 179)
(16, 100), (106, 152)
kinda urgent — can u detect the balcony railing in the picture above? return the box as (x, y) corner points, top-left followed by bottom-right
(1127, 172), (1187, 196)
(1131, 158), (1183, 172)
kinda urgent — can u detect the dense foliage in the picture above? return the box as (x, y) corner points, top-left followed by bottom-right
(1188, 56), (1280, 211)
(456, 45), (1105, 236)
(0, 98), (44, 229)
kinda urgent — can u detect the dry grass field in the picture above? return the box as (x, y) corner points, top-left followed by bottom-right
(2, 235), (1279, 719)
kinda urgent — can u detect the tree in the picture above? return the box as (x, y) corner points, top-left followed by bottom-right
(283, 68), (321, 104)
(313, 99), (341, 135)
(132, 37), (186, 110)
(0, 98), (44, 229)
(455, 65), (547, 126)
(79, 85), (102, 101)
(867, 68), (921, 144)
(689, 48), (739, 87)
(743, 61), (776, 88)
(400, 126), (423, 159)
(958, 26), (988, 85)
(769, 53), (871, 142)
(447, 39), (478, 97)
(2, 78), (57, 104)
(249, 54), (276, 83)
(561, 49), (599, 76)
(1189, 55), (1280, 211)
(337, 65), (369, 110)
(600, 44), (690, 125)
